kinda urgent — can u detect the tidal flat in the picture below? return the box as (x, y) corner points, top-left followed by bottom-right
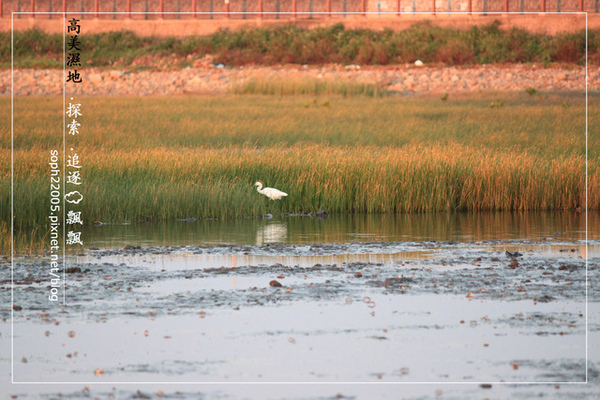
(2, 213), (599, 399)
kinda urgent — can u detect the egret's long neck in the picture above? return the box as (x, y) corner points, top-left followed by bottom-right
(256, 183), (263, 192)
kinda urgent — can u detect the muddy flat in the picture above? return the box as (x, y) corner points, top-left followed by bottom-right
(2, 232), (599, 399)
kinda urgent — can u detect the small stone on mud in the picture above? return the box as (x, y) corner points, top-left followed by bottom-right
(537, 295), (554, 303)
(134, 390), (151, 399)
(480, 384), (492, 389)
(384, 276), (413, 288)
(508, 260), (519, 269)
(269, 280), (283, 287)
(354, 271), (363, 278)
(13, 305), (22, 311)
(506, 251), (523, 258)
(371, 336), (388, 340)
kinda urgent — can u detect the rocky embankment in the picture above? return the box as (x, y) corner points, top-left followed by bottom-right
(1, 63), (594, 96)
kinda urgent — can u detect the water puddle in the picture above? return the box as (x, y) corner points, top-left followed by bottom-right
(12, 294), (589, 383)
(77, 250), (432, 271)
(485, 243), (590, 258)
(75, 240), (597, 276)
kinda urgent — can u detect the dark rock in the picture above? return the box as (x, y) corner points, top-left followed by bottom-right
(315, 210), (329, 218)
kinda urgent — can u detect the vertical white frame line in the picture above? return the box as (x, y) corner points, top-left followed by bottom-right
(10, 11), (14, 386)
(63, 12), (67, 306)
(585, 10), (589, 385)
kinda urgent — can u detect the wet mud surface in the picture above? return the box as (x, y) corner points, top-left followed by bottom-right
(2, 239), (599, 399)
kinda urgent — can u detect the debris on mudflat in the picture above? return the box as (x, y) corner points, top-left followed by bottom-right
(383, 276), (414, 289)
(505, 251), (523, 258)
(269, 280), (283, 287)
(535, 295), (554, 303)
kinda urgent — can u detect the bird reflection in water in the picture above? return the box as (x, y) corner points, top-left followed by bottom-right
(256, 221), (288, 245)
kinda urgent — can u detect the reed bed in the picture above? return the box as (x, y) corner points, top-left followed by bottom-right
(6, 94), (590, 154)
(6, 144), (592, 226)
(1, 92), (596, 254)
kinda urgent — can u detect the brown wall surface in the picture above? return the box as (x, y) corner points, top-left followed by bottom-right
(0, 0), (595, 35)
(1, 0), (597, 17)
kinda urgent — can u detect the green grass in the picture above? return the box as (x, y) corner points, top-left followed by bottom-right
(1, 92), (596, 255)
(229, 78), (388, 97)
(2, 22), (598, 69)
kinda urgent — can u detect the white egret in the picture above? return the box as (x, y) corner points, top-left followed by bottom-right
(254, 182), (287, 201)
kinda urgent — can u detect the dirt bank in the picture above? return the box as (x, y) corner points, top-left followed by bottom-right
(2, 63), (592, 96)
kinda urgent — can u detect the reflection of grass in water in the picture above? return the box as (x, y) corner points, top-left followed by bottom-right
(2, 93), (596, 254)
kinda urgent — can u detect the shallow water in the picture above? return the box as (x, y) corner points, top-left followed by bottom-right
(86, 211), (596, 248)
(12, 295), (588, 383)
